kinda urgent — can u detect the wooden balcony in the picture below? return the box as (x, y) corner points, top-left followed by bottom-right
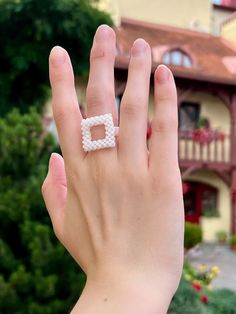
(178, 129), (231, 170)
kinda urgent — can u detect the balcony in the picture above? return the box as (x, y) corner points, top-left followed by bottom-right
(178, 128), (230, 170)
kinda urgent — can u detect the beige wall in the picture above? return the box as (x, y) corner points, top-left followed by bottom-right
(99, 0), (211, 31)
(186, 170), (230, 242)
(211, 6), (233, 35)
(179, 92), (231, 162)
(221, 17), (236, 45)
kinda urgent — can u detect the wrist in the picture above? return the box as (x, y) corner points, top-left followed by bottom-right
(71, 275), (174, 314)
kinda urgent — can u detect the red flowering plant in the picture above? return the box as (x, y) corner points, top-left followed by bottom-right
(184, 262), (220, 305)
(191, 117), (226, 145)
(192, 128), (226, 145)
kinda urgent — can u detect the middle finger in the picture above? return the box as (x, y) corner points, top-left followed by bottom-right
(86, 25), (117, 145)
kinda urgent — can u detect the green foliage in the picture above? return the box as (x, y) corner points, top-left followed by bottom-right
(0, 109), (86, 313)
(0, 0), (112, 115)
(168, 276), (210, 314)
(184, 222), (202, 249)
(229, 234), (236, 245)
(169, 276), (236, 314)
(209, 289), (236, 314)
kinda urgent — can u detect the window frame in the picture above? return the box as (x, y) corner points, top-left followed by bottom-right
(162, 49), (192, 68)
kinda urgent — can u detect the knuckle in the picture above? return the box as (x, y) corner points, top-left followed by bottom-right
(121, 99), (144, 117)
(90, 45), (115, 62)
(130, 56), (150, 70)
(157, 89), (177, 103)
(52, 71), (65, 84)
(53, 102), (78, 127)
(151, 117), (177, 134)
(122, 168), (147, 188)
(86, 86), (114, 110)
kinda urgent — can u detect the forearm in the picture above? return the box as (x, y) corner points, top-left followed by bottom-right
(71, 278), (172, 314)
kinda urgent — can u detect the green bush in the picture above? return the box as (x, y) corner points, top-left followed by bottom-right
(184, 222), (202, 249)
(169, 276), (236, 314)
(209, 289), (236, 314)
(0, 0), (112, 115)
(0, 109), (86, 314)
(168, 276), (210, 314)
(229, 234), (236, 245)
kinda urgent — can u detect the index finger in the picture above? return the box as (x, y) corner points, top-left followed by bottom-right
(49, 46), (85, 161)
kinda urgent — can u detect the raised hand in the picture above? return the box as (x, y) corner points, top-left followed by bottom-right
(42, 25), (184, 314)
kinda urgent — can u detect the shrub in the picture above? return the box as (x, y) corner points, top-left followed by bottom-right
(229, 234), (236, 245)
(169, 275), (236, 314)
(0, 109), (86, 314)
(184, 222), (202, 249)
(209, 289), (236, 314)
(168, 276), (210, 314)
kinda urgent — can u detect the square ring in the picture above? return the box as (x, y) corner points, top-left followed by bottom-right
(81, 113), (116, 152)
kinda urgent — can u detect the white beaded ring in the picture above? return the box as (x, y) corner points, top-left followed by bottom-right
(81, 113), (119, 152)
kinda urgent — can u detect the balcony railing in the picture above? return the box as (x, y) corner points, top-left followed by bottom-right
(178, 129), (230, 163)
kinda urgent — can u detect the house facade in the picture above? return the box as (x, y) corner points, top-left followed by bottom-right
(45, 0), (236, 241)
(109, 1), (236, 241)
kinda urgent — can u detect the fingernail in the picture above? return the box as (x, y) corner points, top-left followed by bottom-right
(95, 25), (113, 42)
(49, 153), (55, 169)
(131, 39), (147, 56)
(156, 65), (170, 83)
(50, 46), (66, 67)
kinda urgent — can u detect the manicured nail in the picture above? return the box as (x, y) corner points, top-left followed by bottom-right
(95, 25), (113, 42)
(156, 65), (170, 83)
(131, 39), (147, 56)
(50, 46), (66, 67)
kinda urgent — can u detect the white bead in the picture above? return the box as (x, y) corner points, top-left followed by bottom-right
(81, 113), (119, 152)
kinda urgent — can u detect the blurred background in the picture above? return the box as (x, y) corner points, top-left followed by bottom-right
(1, 0), (236, 313)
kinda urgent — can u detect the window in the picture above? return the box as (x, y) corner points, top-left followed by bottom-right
(163, 49), (192, 68)
(202, 188), (219, 217)
(179, 102), (200, 130)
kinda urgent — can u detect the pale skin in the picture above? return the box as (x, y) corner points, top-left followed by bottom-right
(42, 25), (184, 314)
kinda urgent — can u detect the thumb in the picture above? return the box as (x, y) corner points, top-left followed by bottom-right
(42, 153), (67, 237)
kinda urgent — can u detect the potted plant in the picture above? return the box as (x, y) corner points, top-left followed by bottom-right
(216, 230), (227, 244)
(229, 234), (236, 251)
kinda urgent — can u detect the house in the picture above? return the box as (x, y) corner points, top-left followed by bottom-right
(45, 0), (236, 241)
(111, 7), (236, 241)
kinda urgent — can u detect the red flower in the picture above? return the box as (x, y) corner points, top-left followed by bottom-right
(192, 128), (212, 145)
(201, 294), (208, 304)
(182, 182), (190, 194)
(191, 282), (202, 292)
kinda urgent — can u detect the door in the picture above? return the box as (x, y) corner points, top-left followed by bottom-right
(184, 182), (202, 223)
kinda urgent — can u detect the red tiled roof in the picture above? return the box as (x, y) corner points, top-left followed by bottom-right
(115, 17), (236, 86)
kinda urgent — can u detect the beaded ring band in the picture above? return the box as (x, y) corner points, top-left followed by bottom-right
(81, 113), (119, 152)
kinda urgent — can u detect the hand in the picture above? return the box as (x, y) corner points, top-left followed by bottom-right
(42, 25), (184, 313)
